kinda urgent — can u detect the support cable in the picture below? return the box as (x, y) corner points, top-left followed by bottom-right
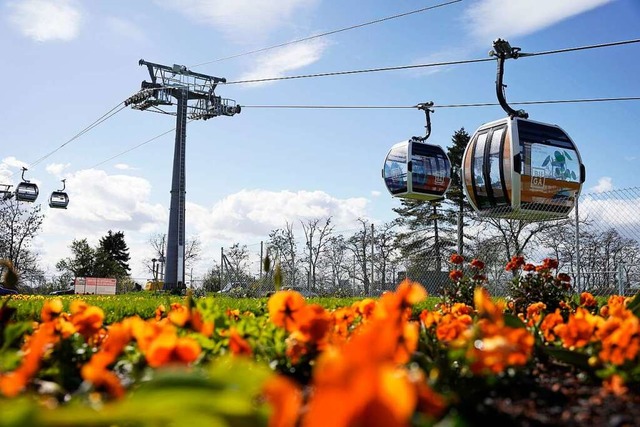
(29, 102), (128, 168)
(189, 0), (462, 68)
(84, 96), (639, 168)
(223, 38), (640, 85)
(240, 96), (640, 109)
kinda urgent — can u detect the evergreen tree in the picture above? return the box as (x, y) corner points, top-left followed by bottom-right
(393, 198), (457, 272)
(444, 127), (473, 255)
(98, 230), (131, 276)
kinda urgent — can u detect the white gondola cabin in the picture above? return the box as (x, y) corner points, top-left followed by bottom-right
(383, 139), (451, 201)
(461, 117), (585, 220)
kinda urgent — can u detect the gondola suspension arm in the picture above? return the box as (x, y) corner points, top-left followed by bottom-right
(490, 39), (530, 119)
(412, 101), (434, 142)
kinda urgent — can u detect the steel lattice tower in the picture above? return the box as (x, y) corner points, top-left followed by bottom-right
(125, 60), (240, 291)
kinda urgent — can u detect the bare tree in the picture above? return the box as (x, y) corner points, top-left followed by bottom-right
(268, 221), (298, 287)
(224, 243), (250, 276)
(325, 235), (350, 289)
(301, 217), (333, 291)
(0, 198), (44, 286)
(346, 218), (372, 295)
(474, 215), (563, 263)
(373, 221), (399, 291)
(145, 233), (201, 279)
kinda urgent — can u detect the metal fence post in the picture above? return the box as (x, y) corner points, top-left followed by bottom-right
(575, 194), (581, 293)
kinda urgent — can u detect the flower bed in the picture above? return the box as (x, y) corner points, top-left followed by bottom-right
(1, 257), (639, 426)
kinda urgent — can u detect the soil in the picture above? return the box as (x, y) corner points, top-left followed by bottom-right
(457, 361), (640, 427)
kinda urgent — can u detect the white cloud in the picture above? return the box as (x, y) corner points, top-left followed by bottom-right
(7, 0), (82, 42)
(114, 163), (137, 171)
(155, 0), (318, 43)
(105, 17), (146, 43)
(188, 189), (370, 243)
(33, 175), (374, 281)
(45, 163), (70, 177)
(236, 39), (328, 86)
(463, 0), (614, 41)
(42, 169), (165, 232)
(590, 177), (614, 193)
(370, 190), (381, 197)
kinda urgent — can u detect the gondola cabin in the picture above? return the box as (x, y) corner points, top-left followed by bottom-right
(461, 117), (585, 220)
(15, 181), (39, 202)
(383, 139), (451, 201)
(49, 191), (69, 209)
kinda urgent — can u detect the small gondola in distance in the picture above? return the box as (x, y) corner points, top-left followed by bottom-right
(15, 167), (39, 202)
(48, 179), (69, 209)
(383, 138), (452, 202)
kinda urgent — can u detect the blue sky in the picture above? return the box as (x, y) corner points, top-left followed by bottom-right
(1, 0), (638, 282)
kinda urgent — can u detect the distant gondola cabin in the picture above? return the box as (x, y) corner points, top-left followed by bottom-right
(383, 139), (451, 201)
(461, 117), (585, 220)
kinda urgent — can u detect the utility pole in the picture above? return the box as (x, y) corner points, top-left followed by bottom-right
(125, 60), (240, 291)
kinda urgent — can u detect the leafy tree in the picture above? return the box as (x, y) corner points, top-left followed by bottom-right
(56, 231), (132, 281)
(56, 239), (96, 278)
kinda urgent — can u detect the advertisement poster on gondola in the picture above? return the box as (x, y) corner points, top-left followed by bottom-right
(522, 143), (581, 206)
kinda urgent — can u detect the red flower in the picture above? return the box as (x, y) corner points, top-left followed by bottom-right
(449, 270), (464, 282)
(505, 256), (525, 272)
(470, 259), (485, 270)
(449, 254), (464, 265)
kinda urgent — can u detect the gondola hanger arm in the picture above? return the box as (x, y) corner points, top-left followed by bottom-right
(412, 101), (434, 142)
(490, 39), (530, 119)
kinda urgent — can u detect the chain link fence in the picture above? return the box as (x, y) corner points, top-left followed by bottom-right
(195, 187), (640, 299)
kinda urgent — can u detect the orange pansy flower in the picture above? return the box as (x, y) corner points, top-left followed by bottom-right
(268, 291), (306, 331)
(41, 298), (63, 322)
(228, 328), (253, 357)
(263, 375), (303, 427)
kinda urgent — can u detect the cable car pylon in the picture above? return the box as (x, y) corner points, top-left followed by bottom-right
(126, 60), (241, 292)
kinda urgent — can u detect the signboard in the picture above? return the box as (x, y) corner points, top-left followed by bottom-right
(74, 277), (117, 295)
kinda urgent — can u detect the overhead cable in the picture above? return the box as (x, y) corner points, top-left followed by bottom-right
(88, 126), (179, 169)
(189, 0), (462, 68)
(85, 96), (639, 170)
(29, 102), (128, 169)
(240, 96), (640, 110)
(224, 38), (640, 85)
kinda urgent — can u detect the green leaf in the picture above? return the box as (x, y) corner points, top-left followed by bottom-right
(541, 345), (591, 370)
(2, 321), (32, 351)
(503, 313), (526, 328)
